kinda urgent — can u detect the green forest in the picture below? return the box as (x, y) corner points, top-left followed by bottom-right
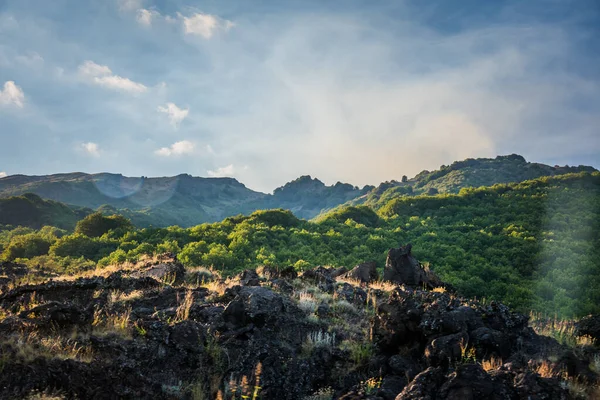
(1, 172), (599, 319)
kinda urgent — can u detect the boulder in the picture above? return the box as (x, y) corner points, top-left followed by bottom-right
(239, 269), (260, 286)
(383, 244), (443, 288)
(130, 262), (185, 284)
(424, 332), (469, 367)
(438, 364), (514, 400)
(342, 261), (378, 283)
(223, 286), (285, 328)
(396, 367), (445, 400)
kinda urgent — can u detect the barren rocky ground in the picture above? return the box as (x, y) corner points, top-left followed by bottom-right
(0, 246), (599, 399)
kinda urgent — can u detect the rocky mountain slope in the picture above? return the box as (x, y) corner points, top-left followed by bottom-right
(0, 155), (595, 228)
(0, 245), (598, 399)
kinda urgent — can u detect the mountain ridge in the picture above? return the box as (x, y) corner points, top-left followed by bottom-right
(0, 154), (596, 227)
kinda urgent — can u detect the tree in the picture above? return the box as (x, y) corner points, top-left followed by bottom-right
(402, 175), (408, 183)
(75, 212), (133, 238)
(2, 234), (54, 260)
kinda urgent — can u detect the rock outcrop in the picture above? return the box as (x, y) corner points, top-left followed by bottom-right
(383, 244), (444, 288)
(343, 261), (379, 283)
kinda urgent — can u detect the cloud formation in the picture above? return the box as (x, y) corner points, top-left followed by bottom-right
(0, 172), (7, 178)
(78, 61), (147, 93)
(179, 12), (234, 38)
(15, 51), (43, 67)
(207, 164), (236, 177)
(155, 140), (195, 156)
(118, 0), (143, 12)
(80, 142), (100, 157)
(0, 1), (598, 192)
(0, 81), (24, 108)
(136, 9), (157, 26)
(157, 102), (189, 127)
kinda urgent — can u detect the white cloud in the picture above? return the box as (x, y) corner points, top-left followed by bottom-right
(136, 9), (158, 26)
(157, 102), (189, 126)
(155, 140), (195, 156)
(78, 60), (147, 93)
(0, 81), (25, 108)
(81, 142), (100, 157)
(207, 164), (236, 177)
(118, 0), (142, 12)
(179, 12), (234, 38)
(0, 172), (7, 178)
(15, 51), (44, 67)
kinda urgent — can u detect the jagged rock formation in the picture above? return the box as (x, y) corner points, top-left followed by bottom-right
(383, 244), (444, 288)
(0, 253), (598, 399)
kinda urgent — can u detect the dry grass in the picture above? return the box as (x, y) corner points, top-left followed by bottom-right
(481, 356), (503, 371)
(368, 280), (397, 292)
(202, 277), (238, 296)
(26, 390), (66, 400)
(2, 332), (93, 364)
(297, 292), (318, 314)
(175, 290), (194, 322)
(92, 307), (131, 338)
(335, 276), (363, 287)
(529, 313), (593, 348)
(108, 289), (144, 305)
(535, 360), (560, 378)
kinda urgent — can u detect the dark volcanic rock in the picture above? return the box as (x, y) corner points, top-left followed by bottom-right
(223, 286), (286, 328)
(437, 364), (514, 400)
(0, 246), (596, 400)
(239, 269), (261, 286)
(383, 244), (443, 289)
(343, 261), (379, 283)
(576, 314), (600, 345)
(129, 261), (186, 284)
(396, 367), (445, 399)
(18, 301), (93, 329)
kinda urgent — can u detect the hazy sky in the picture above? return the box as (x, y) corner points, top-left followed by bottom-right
(1, 0), (599, 192)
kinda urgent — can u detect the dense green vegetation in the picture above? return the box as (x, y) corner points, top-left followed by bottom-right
(0, 173), (369, 227)
(1, 172), (598, 318)
(2, 155), (592, 228)
(348, 154), (596, 210)
(0, 193), (90, 230)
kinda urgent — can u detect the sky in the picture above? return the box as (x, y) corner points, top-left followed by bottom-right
(0, 0), (599, 193)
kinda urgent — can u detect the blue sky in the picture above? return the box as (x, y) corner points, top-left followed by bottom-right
(0, 0), (599, 192)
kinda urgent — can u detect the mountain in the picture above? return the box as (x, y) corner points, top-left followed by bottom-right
(0, 193), (91, 230)
(257, 175), (371, 219)
(0, 173), (370, 227)
(349, 154), (597, 209)
(0, 154), (595, 227)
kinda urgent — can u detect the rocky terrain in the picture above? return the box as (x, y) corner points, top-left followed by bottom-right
(0, 245), (599, 399)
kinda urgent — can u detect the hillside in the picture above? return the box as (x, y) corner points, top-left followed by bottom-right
(0, 173), (370, 227)
(0, 173), (265, 227)
(0, 155), (595, 227)
(349, 154), (597, 209)
(1, 172), (599, 318)
(0, 193), (91, 230)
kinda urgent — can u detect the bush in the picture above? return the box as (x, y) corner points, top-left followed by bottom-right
(2, 234), (54, 260)
(75, 212), (133, 238)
